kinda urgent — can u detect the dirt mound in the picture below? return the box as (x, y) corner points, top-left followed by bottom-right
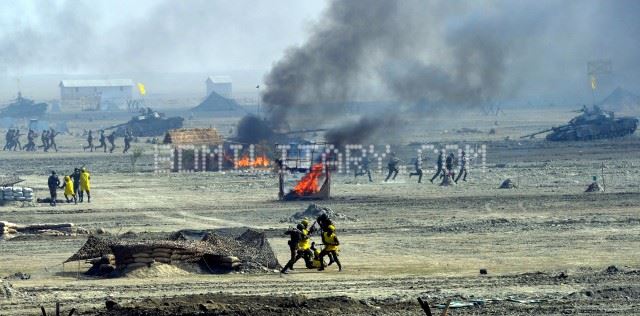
(585, 182), (604, 192)
(286, 203), (353, 223)
(125, 262), (194, 278)
(499, 179), (517, 189)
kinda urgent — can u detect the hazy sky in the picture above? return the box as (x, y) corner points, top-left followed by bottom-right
(0, 0), (638, 103)
(0, 0), (326, 75)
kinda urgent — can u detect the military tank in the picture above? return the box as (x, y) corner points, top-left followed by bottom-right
(105, 107), (184, 137)
(521, 105), (638, 141)
(0, 92), (48, 118)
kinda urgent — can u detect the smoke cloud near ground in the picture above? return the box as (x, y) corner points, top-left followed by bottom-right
(262, 0), (640, 144)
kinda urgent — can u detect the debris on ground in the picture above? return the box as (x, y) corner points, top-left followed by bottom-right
(1, 221), (91, 239)
(4, 272), (31, 280)
(285, 203), (355, 223)
(585, 181), (604, 192)
(67, 229), (279, 277)
(0, 280), (15, 299)
(499, 179), (517, 189)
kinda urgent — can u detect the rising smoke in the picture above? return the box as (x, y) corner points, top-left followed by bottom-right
(262, 0), (640, 144)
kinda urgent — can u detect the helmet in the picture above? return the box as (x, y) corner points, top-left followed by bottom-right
(327, 225), (336, 232)
(301, 219), (309, 227)
(81, 167), (87, 172)
(318, 213), (329, 221)
(64, 176), (70, 181)
(296, 223), (305, 231)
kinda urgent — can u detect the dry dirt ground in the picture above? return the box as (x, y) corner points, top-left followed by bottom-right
(1, 108), (640, 315)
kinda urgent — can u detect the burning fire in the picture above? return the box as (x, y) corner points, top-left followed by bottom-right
(293, 163), (325, 195)
(235, 154), (271, 168)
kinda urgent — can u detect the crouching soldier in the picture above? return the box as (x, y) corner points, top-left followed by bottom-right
(60, 175), (77, 204)
(281, 223), (313, 274)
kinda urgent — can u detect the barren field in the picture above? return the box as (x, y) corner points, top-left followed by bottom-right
(1, 109), (640, 315)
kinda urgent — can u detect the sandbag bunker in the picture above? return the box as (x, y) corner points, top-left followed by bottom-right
(66, 229), (280, 277)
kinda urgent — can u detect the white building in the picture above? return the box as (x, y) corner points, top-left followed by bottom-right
(206, 76), (232, 99)
(59, 79), (133, 111)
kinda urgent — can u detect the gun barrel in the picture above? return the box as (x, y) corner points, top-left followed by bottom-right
(520, 128), (554, 139)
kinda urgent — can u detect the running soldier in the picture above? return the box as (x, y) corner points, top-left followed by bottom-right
(123, 129), (132, 154)
(354, 155), (373, 182)
(107, 131), (116, 153)
(48, 128), (59, 152)
(40, 130), (50, 152)
(95, 130), (107, 152)
(409, 154), (426, 183)
(83, 130), (94, 152)
(455, 151), (469, 183)
(384, 152), (401, 182)
(430, 150), (445, 183)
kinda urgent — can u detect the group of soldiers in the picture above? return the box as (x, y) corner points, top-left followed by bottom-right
(354, 150), (470, 184)
(3, 128), (59, 152)
(83, 129), (134, 154)
(281, 212), (342, 274)
(46, 167), (91, 206)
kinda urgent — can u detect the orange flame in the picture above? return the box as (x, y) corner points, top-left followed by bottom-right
(293, 163), (324, 195)
(235, 154), (271, 168)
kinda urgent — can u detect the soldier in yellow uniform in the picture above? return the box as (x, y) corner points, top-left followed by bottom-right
(319, 225), (342, 271)
(59, 175), (77, 204)
(79, 167), (91, 203)
(280, 223), (313, 274)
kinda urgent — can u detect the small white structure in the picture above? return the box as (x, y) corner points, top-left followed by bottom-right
(206, 76), (232, 99)
(59, 79), (133, 111)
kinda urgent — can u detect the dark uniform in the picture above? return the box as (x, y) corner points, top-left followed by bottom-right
(384, 153), (401, 182)
(25, 129), (36, 151)
(107, 132), (116, 153)
(95, 130), (107, 152)
(455, 151), (469, 183)
(48, 129), (58, 152)
(430, 151), (445, 183)
(40, 130), (50, 152)
(409, 156), (425, 183)
(281, 224), (313, 274)
(354, 156), (373, 182)
(123, 130), (132, 154)
(2, 129), (12, 151)
(84, 130), (94, 152)
(445, 153), (455, 179)
(47, 171), (60, 206)
(71, 168), (81, 200)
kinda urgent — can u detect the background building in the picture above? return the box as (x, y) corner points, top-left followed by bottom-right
(59, 79), (133, 111)
(206, 76), (232, 99)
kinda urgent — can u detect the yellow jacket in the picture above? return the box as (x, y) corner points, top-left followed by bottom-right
(63, 176), (75, 196)
(297, 229), (311, 250)
(80, 171), (91, 191)
(322, 232), (339, 252)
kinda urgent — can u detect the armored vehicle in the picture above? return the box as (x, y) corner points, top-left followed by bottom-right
(105, 107), (184, 137)
(0, 93), (48, 118)
(522, 105), (638, 141)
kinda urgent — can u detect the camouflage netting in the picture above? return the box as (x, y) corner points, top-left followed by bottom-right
(66, 229), (279, 276)
(65, 235), (115, 263)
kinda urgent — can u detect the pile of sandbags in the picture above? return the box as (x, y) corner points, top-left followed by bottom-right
(86, 254), (116, 276)
(113, 244), (242, 272)
(0, 187), (33, 202)
(0, 221), (18, 236)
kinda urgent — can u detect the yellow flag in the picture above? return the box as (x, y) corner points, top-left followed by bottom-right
(137, 83), (146, 96)
(590, 75), (596, 91)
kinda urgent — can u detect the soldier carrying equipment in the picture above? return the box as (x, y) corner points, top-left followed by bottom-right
(384, 152), (401, 182)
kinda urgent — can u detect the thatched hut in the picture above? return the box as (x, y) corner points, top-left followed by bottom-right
(163, 128), (223, 146)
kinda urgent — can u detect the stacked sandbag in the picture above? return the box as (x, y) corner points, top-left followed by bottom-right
(19, 223), (75, 235)
(86, 254), (117, 276)
(112, 243), (204, 271)
(0, 221), (18, 236)
(0, 187), (34, 202)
